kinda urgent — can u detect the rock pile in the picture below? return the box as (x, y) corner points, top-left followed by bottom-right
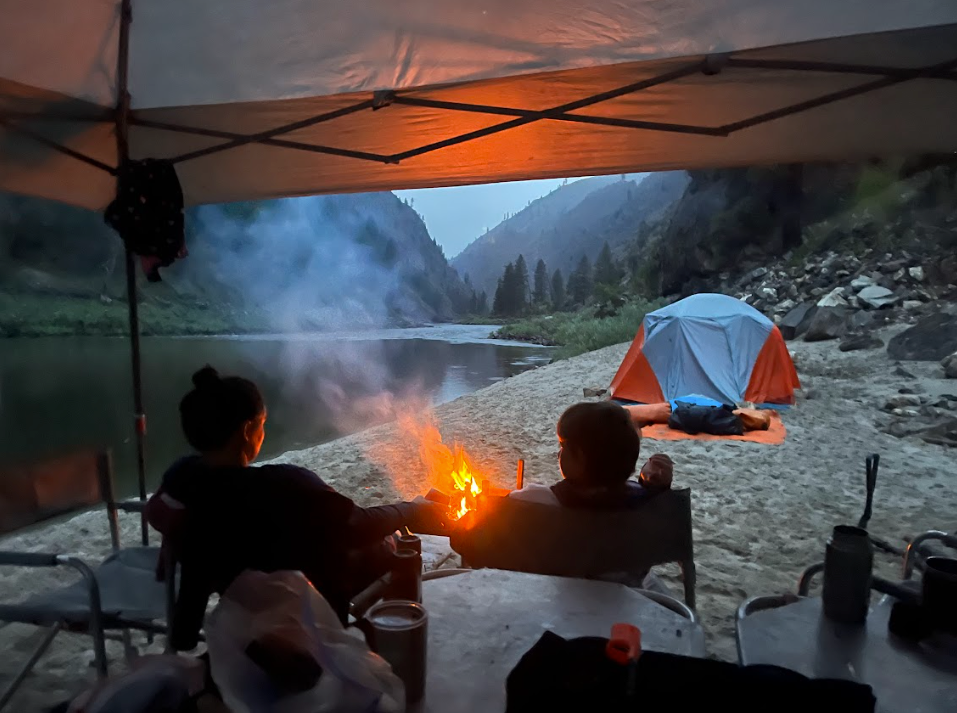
(719, 243), (957, 349)
(878, 390), (957, 447)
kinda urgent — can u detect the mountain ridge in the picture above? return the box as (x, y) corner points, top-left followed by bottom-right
(452, 172), (688, 295)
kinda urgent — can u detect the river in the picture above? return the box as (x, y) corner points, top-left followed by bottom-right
(0, 325), (549, 495)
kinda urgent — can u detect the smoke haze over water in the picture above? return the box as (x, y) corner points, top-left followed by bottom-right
(186, 192), (471, 438)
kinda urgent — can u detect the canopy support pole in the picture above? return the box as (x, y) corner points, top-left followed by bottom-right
(115, 0), (149, 546)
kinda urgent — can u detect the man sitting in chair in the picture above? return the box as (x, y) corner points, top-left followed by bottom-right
(509, 401), (673, 509)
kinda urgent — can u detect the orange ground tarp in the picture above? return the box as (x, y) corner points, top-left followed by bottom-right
(639, 410), (787, 445)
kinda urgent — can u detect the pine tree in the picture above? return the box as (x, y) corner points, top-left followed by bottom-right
(469, 290), (478, 313)
(477, 291), (489, 315)
(551, 269), (566, 311)
(533, 258), (549, 305)
(569, 255), (593, 306)
(494, 262), (519, 315)
(513, 254), (530, 311)
(593, 241), (621, 287)
(492, 274), (506, 316)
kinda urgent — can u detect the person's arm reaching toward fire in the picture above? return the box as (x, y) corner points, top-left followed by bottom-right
(347, 497), (449, 545)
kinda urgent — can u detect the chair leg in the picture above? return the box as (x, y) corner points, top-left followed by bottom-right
(0, 624), (62, 712)
(58, 557), (108, 678)
(121, 629), (138, 663)
(681, 560), (697, 610)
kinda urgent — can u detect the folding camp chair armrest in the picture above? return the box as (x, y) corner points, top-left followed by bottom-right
(0, 551), (61, 568)
(0, 553), (108, 675)
(734, 594), (796, 664)
(797, 562), (824, 596)
(636, 588), (699, 624)
(903, 531), (957, 580)
(116, 498), (148, 513)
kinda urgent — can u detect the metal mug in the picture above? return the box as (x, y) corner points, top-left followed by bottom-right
(361, 599), (428, 704)
(922, 556), (957, 634)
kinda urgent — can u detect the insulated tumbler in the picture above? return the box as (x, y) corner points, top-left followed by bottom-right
(365, 600), (429, 704)
(822, 525), (873, 624)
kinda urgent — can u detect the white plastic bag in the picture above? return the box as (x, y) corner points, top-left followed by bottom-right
(205, 570), (405, 713)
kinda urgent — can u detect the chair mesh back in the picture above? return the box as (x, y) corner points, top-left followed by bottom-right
(451, 488), (694, 580)
(0, 450), (106, 536)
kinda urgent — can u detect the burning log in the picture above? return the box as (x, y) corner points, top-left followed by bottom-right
(425, 488), (451, 507)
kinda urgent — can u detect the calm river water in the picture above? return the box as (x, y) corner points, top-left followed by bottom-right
(0, 325), (549, 495)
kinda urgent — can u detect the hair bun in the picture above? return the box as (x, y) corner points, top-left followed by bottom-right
(192, 365), (221, 390)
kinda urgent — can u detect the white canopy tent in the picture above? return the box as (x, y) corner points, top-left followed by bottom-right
(2, 0), (957, 209)
(2, 0), (957, 507)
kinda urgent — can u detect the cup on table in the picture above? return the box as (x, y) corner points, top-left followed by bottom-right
(922, 556), (957, 634)
(364, 600), (429, 704)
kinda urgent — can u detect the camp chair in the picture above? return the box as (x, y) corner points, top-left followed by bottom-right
(0, 449), (171, 710)
(449, 488), (697, 608)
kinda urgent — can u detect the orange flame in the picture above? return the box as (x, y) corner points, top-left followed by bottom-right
(398, 412), (484, 519)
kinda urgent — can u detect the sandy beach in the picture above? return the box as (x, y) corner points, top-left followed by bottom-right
(2, 327), (956, 711)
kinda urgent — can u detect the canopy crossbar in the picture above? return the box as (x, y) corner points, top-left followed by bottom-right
(5, 54), (957, 178)
(0, 115), (116, 174)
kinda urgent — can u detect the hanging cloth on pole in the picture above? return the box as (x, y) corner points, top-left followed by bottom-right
(105, 158), (187, 282)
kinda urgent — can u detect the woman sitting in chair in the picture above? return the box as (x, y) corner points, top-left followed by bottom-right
(509, 401), (673, 509)
(147, 366), (447, 651)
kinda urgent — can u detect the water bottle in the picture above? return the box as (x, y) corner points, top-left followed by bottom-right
(386, 548), (423, 603)
(822, 525), (873, 624)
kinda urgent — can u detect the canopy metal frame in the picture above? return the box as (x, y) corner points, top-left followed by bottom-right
(2, 2), (956, 504)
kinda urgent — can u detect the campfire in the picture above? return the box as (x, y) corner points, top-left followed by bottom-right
(397, 412), (490, 521)
(446, 447), (483, 520)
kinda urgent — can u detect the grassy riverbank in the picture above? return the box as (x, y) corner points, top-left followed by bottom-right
(0, 292), (264, 337)
(491, 299), (662, 358)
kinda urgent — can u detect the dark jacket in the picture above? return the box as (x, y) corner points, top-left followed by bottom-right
(149, 457), (420, 650)
(549, 479), (653, 510)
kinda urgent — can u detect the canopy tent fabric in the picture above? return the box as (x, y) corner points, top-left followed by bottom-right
(609, 294), (800, 406)
(2, 1), (957, 210)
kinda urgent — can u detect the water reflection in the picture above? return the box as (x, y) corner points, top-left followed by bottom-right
(0, 329), (548, 495)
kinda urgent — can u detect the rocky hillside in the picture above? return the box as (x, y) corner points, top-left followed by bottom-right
(452, 172), (688, 296)
(0, 191), (471, 336)
(630, 159), (957, 298)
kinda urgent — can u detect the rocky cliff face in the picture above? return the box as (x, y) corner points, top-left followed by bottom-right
(640, 165), (861, 296)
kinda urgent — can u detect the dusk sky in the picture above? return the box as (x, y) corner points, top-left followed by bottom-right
(395, 177), (589, 259)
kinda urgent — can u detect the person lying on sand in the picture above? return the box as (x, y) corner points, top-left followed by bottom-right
(147, 365), (448, 651)
(509, 401), (673, 508)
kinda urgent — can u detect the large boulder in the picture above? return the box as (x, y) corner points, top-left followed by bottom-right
(840, 334), (884, 352)
(944, 353), (957, 379)
(887, 313), (957, 361)
(778, 302), (817, 341)
(856, 285), (898, 309)
(817, 287), (849, 308)
(848, 310), (875, 331)
(804, 307), (849, 342)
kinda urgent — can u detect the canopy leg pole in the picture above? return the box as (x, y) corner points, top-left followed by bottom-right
(124, 247), (149, 546)
(114, 0), (148, 546)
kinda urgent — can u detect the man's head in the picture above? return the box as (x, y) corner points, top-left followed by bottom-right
(556, 402), (641, 486)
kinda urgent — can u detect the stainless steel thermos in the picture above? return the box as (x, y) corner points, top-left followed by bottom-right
(822, 525), (873, 624)
(365, 600), (429, 704)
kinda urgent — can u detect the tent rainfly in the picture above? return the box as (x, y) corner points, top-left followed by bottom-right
(2, 0), (957, 516)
